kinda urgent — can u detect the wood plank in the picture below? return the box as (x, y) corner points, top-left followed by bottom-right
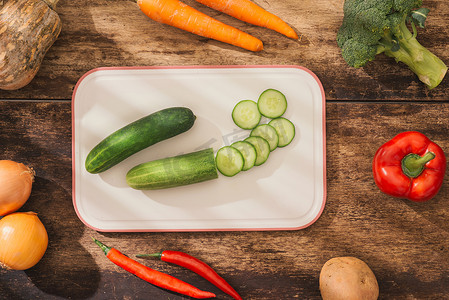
(1, 101), (449, 298)
(0, 0), (448, 100)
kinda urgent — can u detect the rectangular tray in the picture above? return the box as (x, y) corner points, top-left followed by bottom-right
(72, 65), (326, 232)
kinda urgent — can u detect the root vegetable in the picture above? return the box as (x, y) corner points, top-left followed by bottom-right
(0, 212), (48, 270)
(319, 256), (379, 300)
(0, 160), (35, 216)
(136, 0), (263, 52)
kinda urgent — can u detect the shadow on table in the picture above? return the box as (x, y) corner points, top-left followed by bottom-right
(362, 57), (435, 98)
(22, 176), (100, 299)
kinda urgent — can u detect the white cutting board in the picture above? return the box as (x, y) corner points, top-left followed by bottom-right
(72, 65), (326, 232)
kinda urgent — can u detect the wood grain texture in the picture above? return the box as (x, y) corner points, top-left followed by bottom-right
(0, 0), (447, 99)
(1, 101), (449, 299)
(1, 0), (449, 298)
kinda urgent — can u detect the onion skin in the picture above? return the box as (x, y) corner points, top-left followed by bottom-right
(0, 160), (35, 216)
(0, 212), (48, 270)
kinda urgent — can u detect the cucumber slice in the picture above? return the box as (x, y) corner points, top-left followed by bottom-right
(250, 124), (279, 151)
(244, 136), (270, 166)
(269, 117), (296, 147)
(231, 141), (257, 171)
(232, 100), (261, 130)
(215, 146), (244, 177)
(257, 89), (287, 118)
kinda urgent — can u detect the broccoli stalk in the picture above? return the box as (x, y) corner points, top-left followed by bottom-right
(337, 0), (448, 89)
(381, 15), (447, 88)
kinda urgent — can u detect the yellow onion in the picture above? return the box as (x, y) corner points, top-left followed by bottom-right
(0, 212), (48, 270)
(0, 160), (35, 216)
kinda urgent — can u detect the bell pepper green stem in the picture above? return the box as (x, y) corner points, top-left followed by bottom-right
(136, 253), (163, 259)
(92, 237), (111, 256)
(401, 152), (435, 178)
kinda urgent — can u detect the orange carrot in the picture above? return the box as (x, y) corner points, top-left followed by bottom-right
(136, 0), (263, 51)
(194, 0), (298, 39)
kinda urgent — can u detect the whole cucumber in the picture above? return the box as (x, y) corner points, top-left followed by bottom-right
(126, 148), (218, 190)
(85, 107), (196, 174)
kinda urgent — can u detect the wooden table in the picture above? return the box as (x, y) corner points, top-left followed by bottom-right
(1, 0), (449, 299)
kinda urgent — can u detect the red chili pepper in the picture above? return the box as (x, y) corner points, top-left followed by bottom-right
(137, 251), (243, 300)
(92, 238), (215, 299)
(373, 131), (446, 202)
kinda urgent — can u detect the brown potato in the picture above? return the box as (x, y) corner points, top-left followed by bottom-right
(319, 256), (379, 300)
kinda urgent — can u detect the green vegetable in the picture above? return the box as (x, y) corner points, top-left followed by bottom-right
(85, 107), (196, 174)
(215, 146), (244, 177)
(126, 148), (218, 190)
(244, 136), (270, 166)
(337, 0), (447, 89)
(222, 89), (295, 175)
(231, 141), (257, 171)
(257, 89), (287, 118)
(268, 118), (295, 147)
(232, 100), (261, 130)
(250, 124), (279, 151)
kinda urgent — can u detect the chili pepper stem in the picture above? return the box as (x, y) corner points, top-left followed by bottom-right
(136, 253), (163, 259)
(92, 237), (111, 256)
(402, 152), (435, 178)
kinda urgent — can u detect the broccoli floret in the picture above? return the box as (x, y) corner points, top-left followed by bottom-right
(337, 0), (447, 89)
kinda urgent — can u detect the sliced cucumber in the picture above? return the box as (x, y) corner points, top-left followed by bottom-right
(232, 100), (261, 130)
(126, 148), (218, 190)
(231, 141), (257, 171)
(250, 124), (279, 152)
(215, 146), (244, 177)
(257, 89), (287, 118)
(244, 136), (270, 166)
(269, 117), (296, 147)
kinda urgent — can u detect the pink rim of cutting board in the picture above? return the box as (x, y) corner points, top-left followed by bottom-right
(72, 65), (327, 232)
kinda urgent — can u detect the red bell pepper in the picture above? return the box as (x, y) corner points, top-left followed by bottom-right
(373, 131), (446, 202)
